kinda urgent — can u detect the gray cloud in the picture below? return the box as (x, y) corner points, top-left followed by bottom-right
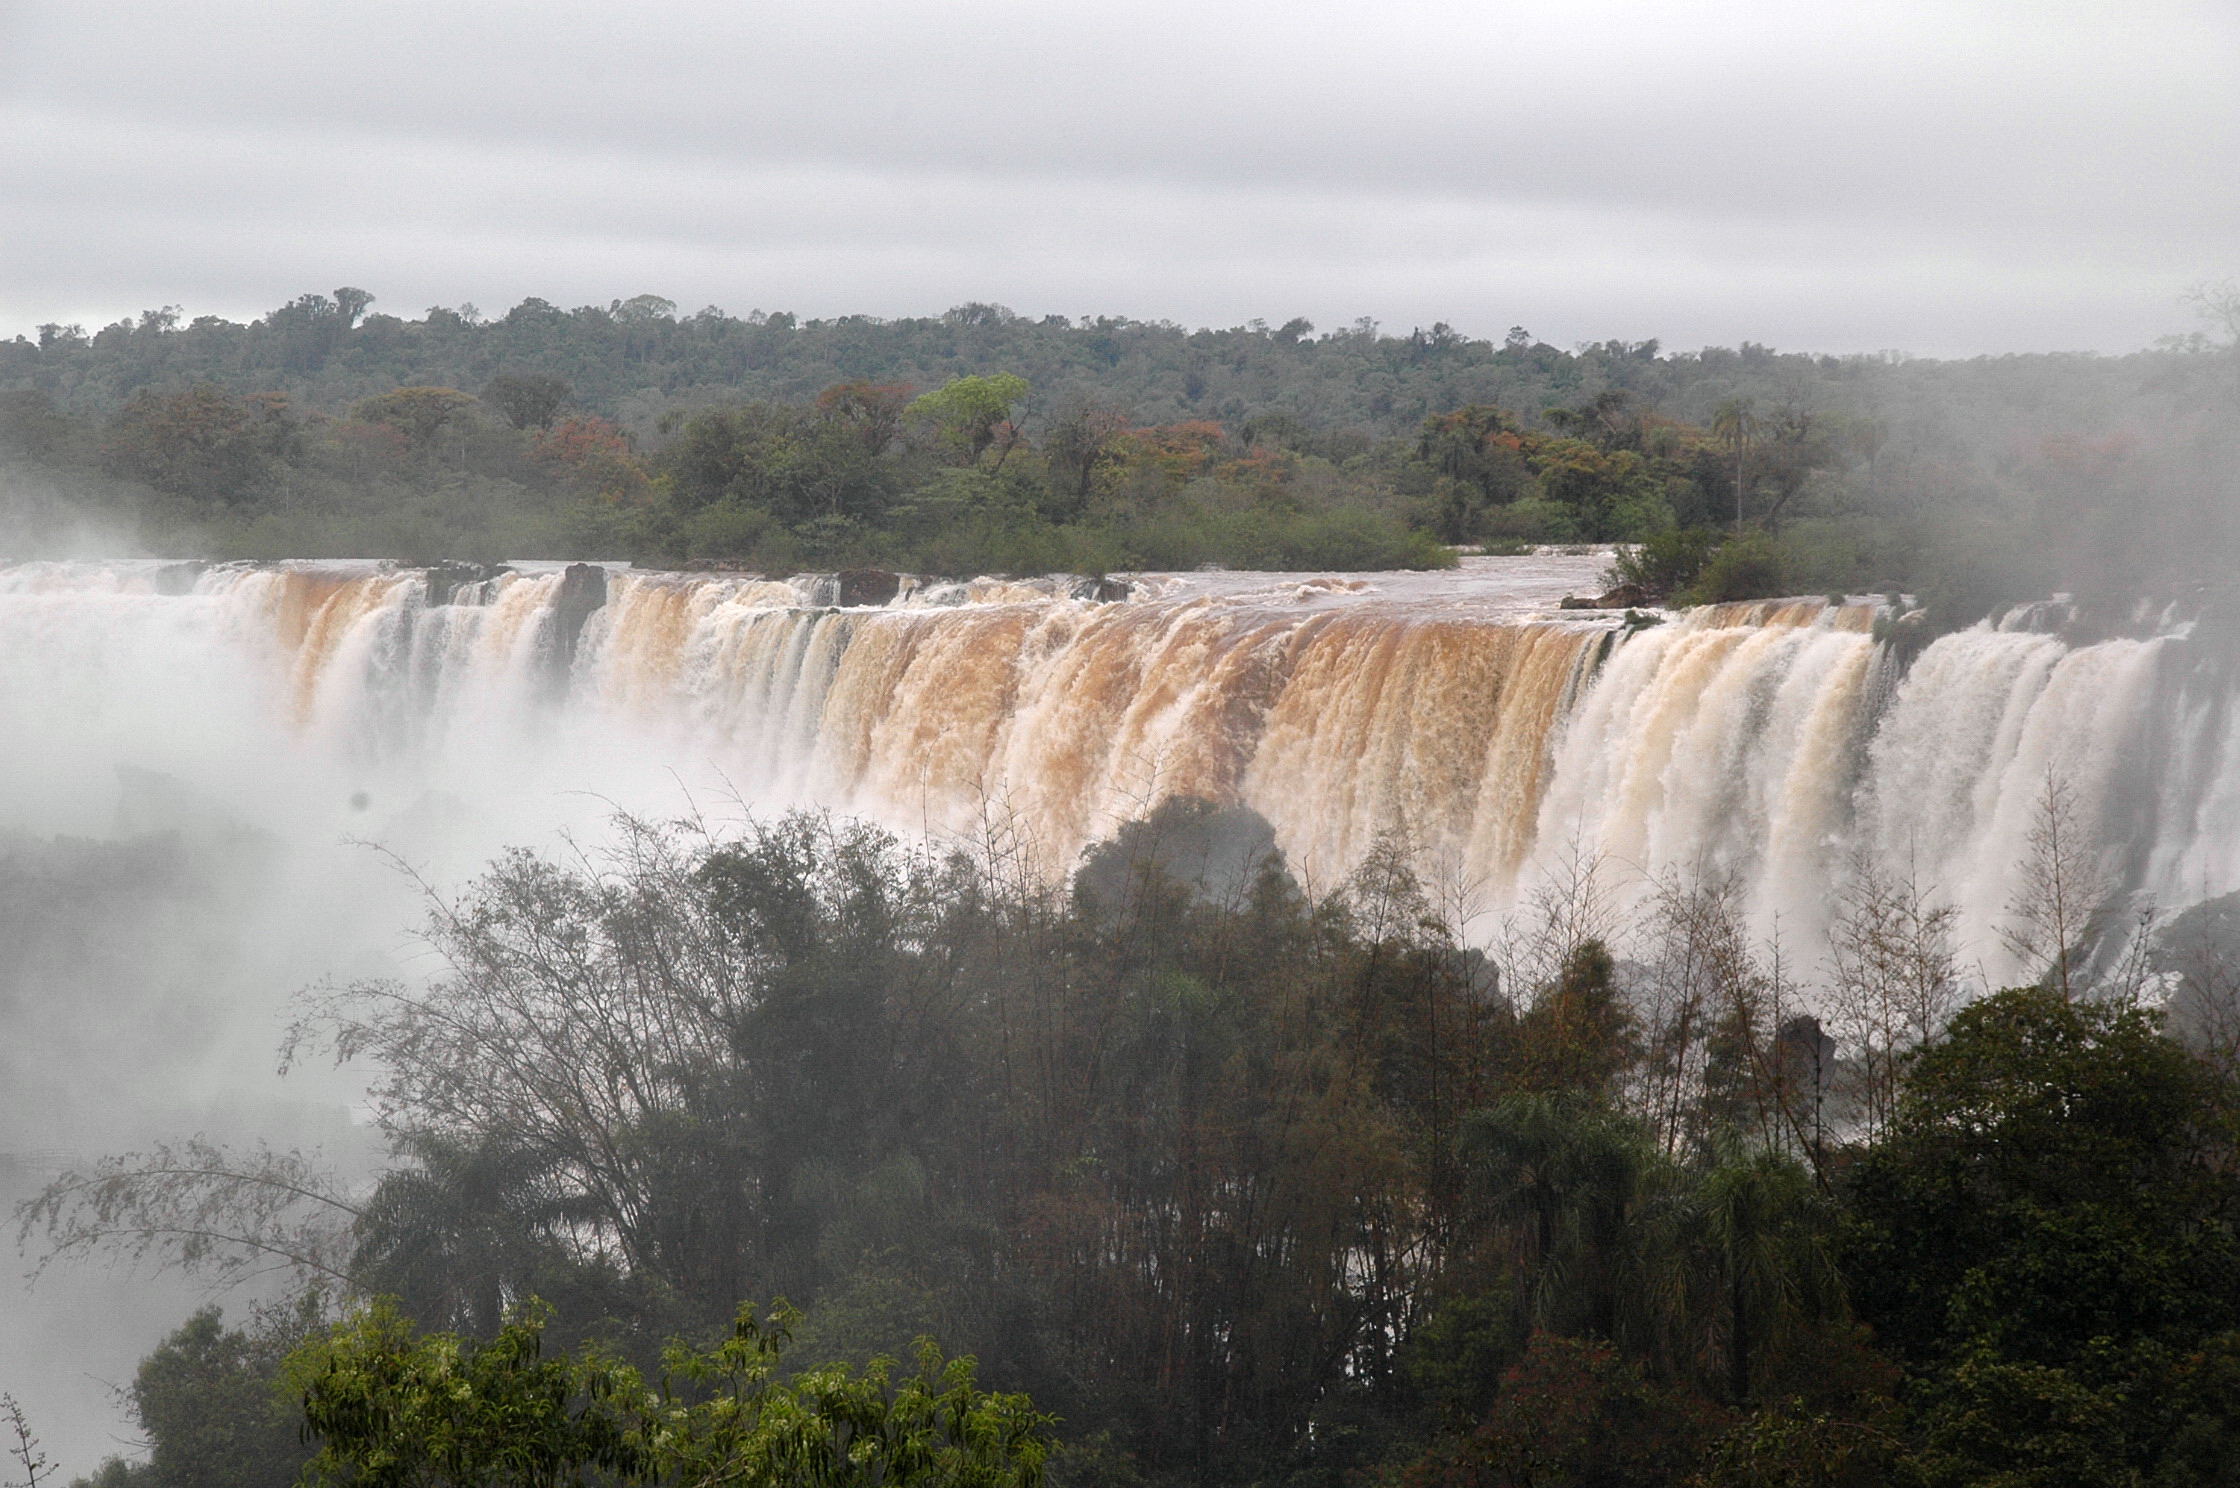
(1, 0), (2234, 353)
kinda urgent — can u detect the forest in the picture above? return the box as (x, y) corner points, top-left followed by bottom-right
(15, 795), (2240, 1488)
(3, 289), (2237, 617)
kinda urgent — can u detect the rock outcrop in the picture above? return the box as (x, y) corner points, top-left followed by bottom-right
(1558, 582), (1651, 611)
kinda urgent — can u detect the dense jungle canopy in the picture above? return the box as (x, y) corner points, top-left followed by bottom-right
(4, 290), (2235, 619)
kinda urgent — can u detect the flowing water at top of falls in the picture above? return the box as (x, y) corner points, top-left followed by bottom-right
(2, 554), (2229, 970)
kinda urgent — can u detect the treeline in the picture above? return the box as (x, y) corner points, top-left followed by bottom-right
(26, 800), (2240, 1487)
(0, 369), (1448, 574)
(5, 290), (2237, 610)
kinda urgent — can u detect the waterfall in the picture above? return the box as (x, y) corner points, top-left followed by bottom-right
(3, 556), (2234, 975)
(1530, 601), (1884, 950)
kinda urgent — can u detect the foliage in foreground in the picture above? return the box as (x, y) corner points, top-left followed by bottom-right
(289, 1299), (1049, 1488)
(26, 801), (2240, 1488)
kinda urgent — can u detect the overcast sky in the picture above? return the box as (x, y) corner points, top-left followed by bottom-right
(2, 0), (2235, 356)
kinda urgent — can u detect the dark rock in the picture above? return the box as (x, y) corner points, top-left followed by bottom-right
(1073, 575), (1134, 603)
(1595, 582), (1650, 609)
(421, 561), (505, 607)
(150, 561), (207, 596)
(544, 562), (609, 685)
(1561, 582), (1653, 611)
(833, 569), (902, 607)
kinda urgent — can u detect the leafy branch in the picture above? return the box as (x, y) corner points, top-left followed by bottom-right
(14, 1137), (362, 1292)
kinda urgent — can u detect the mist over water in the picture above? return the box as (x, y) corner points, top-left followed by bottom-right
(4, 549), (2238, 1465)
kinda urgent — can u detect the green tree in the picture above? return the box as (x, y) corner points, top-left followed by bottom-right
(1844, 986), (2240, 1478)
(1609, 526), (1722, 601)
(1685, 531), (1785, 604)
(133, 1308), (316, 1488)
(1412, 405), (1530, 541)
(1751, 407), (1835, 532)
(0, 390), (76, 464)
(103, 385), (295, 502)
(292, 1299), (1052, 1488)
(1509, 940), (1635, 1104)
(332, 288), (375, 331)
(907, 375), (1030, 467)
(1460, 1095), (1661, 1346)
(1689, 1151), (1844, 1405)
(352, 387), (480, 453)
(481, 375), (572, 431)
(662, 403), (892, 526)
(1710, 400), (1759, 530)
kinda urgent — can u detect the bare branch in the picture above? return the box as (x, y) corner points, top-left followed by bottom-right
(2, 1395), (56, 1488)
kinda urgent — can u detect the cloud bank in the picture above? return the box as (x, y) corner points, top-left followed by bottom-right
(1, 0), (2235, 354)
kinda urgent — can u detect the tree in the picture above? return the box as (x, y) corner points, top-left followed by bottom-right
(481, 375), (572, 431)
(2185, 277), (2240, 401)
(0, 391), (75, 463)
(1823, 860), (1960, 1137)
(277, 814), (958, 1317)
(815, 381), (914, 457)
(2, 1395), (56, 1488)
(611, 294), (678, 323)
(17, 1136), (361, 1292)
(133, 1308), (315, 1488)
(1039, 403), (1131, 513)
(1459, 1095), (1660, 1346)
(532, 416), (650, 504)
(103, 385), (295, 502)
(1608, 526), (1722, 601)
(1420, 1333), (1718, 1488)
(1412, 405), (1529, 541)
(291, 1299), (1052, 1488)
(1509, 940), (1634, 1103)
(333, 288), (375, 331)
(1686, 531), (1786, 604)
(1633, 872), (1764, 1158)
(1690, 1403), (1903, 1488)
(1843, 986), (2240, 1476)
(1751, 406), (1836, 532)
(661, 404), (891, 524)
(907, 375), (1030, 466)
(1710, 399), (1759, 530)
(1546, 389), (1640, 452)
(348, 1132), (623, 1339)
(1689, 1150), (1843, 1405)
(2000, 772), (2110, 1000)
(353, 387), (480, 453)
(264, 292), (355, 371)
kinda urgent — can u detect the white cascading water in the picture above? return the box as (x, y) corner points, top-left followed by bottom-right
(3, 554), (2231, 968)
(1530, 600), (1884, 948)
(1859, 627), (2168, 973)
